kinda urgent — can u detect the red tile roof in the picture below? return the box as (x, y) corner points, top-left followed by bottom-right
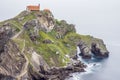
(27, 5), (40, 11)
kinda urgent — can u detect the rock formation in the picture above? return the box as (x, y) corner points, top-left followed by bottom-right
(77, 35), (109, 59)
(91, 42), (109, 58)
(0, 10), (109, 80)
(78, 41), (91, 59)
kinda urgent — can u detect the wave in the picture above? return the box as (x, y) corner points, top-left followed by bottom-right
(66, 62), (102, 80)
(66, 54), (102, 80)
(66, 47), (104, 80)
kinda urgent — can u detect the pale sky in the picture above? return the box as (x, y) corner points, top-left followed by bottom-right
(0, 0), (120, 45)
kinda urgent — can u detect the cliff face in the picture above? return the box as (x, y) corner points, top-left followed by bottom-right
(0, 10), (109, 79)
(0, 40), (26, 77)
(77, 35), (109, 59)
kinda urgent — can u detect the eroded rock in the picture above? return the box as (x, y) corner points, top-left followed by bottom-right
(91, 42), (109, 58)
(0, 40), (26, 78)
(78, 41), (91, 59)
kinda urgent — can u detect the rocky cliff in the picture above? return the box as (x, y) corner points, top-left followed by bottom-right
(0, 10), (109, 80)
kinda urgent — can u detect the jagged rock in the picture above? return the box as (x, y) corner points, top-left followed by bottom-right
(91, 42), (109, 58)
(54, 20), (76, 38)
(72, 54), (78, 60)
(78, 41), (91, 59)
(0, 26), (14, 53)
(43, 60), (86, 80)
(24, 19), (37, 29)
(77, 36), (109, 59)
(0, 40), (26, 78)
(28, 59), (86, 80)
(0, 74), (15, 80)
(37, 10), (55, 32)
(0, 22), (19, 38)
(28, 65), (46, 80)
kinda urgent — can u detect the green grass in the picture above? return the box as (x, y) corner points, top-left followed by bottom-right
(10, 20), (22, 30)
(0, 11), (72, 67)
(35, 43), (70, 67)
(0, 10), (108, 68)
(0, 22), (3, 26)
(13, 28), (107, 67)
(13, 39), (24, 51)
(21, 12), (36, 24)
(27, 31), (72, 67)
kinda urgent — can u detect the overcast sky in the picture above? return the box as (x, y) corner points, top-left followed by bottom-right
(0, 0), (120, 45)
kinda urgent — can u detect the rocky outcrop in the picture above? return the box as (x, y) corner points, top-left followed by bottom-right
(28, 60), (86, 80)
(23, 10), (55, 33)
(0, 22), (26, 79)
(31, 51), (50, 72)
(78, 41), (91, 59)
(91, 42), (109, 58)
(36, 10), (55, 32)
(0, 40), (26, 78)
(54, 20), (76, 39)
(78, 37), (109, 59)
(45, 60), (86, 80)
(0, 74), (15, 80)
(0, 10), (109, 80)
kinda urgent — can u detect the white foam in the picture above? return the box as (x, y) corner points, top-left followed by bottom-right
(65, 73), (83, 80)
(66, 47), (102, 80)
(85, 63), (102, 73)
(66, 62), (102, 80)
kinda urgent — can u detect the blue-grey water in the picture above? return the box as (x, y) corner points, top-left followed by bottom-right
(65, 45), (120, 80)
(0, 0), (120, 80)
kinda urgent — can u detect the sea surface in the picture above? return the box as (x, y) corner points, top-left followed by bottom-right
(65, 44), (120, 80)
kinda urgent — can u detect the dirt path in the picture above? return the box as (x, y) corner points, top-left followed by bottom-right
(32, 51), (40, 65)
(16, 40), (29, 80)
(11, 29), (24, 39)
(10, 24), (29, 79)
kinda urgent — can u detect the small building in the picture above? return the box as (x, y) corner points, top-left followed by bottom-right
(26, 4), (40, 11)
(43, 8), (50, 12)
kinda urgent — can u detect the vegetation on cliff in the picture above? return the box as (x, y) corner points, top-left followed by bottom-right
(0, 10), (109, 79)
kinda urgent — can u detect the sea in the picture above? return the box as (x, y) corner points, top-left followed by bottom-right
(65, 44), (120, 80)
(64, 23), (120, 80)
